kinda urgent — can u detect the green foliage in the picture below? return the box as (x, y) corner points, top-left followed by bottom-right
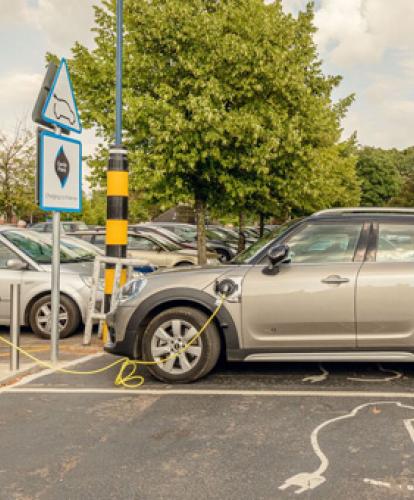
(0, 124), (40, 222)
(356, 147), (402, 206)
(64, 0), (359, 233)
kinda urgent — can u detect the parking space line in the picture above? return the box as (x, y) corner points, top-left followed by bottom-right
(3, 387), (414, 398)
(0, 352), (105, 391)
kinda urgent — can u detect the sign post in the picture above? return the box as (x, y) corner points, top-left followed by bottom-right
(33, 58), (82, 363)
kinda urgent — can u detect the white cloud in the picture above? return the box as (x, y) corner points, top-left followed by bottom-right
(314, 0), (414, 66)
(0, 72), (43, 130)
(27, 0), (96, 55)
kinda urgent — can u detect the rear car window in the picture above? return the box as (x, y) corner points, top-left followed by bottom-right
(377, 224), (414, 262)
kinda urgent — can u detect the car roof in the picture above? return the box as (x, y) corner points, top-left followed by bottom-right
(307, 208), (414, 222)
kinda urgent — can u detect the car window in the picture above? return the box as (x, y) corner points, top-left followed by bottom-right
(128, 235), (160, 251)
(285, 223), (363, 263)
(377, 224), (414, 262)
(0, 242), (20, 268)
(62, 223), (72, 231)
(93, 234), (106, 248)
(2, 230), (93, 264)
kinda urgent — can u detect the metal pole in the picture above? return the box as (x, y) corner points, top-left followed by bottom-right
(50, 211), (60, 363)
(9, 283), (20, 372)
(115, 0), (123, 145)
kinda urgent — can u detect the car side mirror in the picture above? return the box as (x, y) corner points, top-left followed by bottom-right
(263, 244), (289, 276)
(6, 259), (28, 271)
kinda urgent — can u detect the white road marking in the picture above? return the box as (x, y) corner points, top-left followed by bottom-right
(364, 478), (414, 492)
(3, 387), (414, 398)
(347, 363), (403, 383)
(302, 363), (404, 384)
(279, 401), (414, 495)
(0, 352), (104, 391)
(404, 418), (414, 444)
(302, 364), (329, 383)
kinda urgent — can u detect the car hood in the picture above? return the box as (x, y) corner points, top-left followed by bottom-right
(144, 264), (247, 290)
(40, 260), (94, 275)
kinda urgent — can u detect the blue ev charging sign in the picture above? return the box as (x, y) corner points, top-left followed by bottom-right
(37, 129), (82, 213)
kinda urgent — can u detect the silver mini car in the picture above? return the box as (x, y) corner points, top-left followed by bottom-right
(106, 208), (414, 382)
(0, 227), (97, 338)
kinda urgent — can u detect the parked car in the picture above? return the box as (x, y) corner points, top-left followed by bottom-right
(151, 222), (237, 262)
(130, 224), (197, 250)
(106, 207), (414, 383)
(31, 221), (89, 234)
(69, 230), (219, 268)
(0, 227), (98, 339)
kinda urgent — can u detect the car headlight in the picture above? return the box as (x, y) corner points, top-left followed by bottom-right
(118, 279), (147, 303)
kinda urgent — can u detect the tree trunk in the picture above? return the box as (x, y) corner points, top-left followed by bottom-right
(238, 211), (246, 253)
(259, 212), (265, 237)
(195, 196), (207, 265)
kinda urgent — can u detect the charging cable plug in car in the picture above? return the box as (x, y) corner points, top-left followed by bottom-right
(214, 277), (243, 304)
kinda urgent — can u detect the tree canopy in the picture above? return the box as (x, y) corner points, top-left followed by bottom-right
(63, 0), (360, 260)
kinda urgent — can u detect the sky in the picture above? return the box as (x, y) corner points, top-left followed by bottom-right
(1, 0), (414, 152)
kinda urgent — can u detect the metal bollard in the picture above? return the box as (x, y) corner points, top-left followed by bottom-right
(9, 283), (20, 372)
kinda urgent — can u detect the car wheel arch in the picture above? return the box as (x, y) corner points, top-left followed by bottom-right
(124, 289), (240, 359)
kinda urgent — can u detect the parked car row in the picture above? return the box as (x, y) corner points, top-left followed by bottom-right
(5, 219), (270, 339)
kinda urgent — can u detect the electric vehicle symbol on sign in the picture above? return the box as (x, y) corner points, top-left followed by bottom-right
(53, 93), (76, 125)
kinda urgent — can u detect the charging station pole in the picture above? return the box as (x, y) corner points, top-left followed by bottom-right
(103, 0), (129, 344)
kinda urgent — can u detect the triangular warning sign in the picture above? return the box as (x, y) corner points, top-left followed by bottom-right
(41, 58), (82, 133)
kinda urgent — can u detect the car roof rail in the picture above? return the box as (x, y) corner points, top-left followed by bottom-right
(313, 207), (414, 216)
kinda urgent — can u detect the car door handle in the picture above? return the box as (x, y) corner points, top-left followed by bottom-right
(321, 275), (350, 285)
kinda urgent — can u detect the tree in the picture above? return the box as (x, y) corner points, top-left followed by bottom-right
(0, 122), (39, 222)
(65, 0), (359, 262)
(356, 146), (401, 206)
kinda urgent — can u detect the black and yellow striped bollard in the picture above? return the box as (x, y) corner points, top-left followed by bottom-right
(103, 145), (128, 343)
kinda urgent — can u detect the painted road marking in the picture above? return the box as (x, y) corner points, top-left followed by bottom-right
(279, 401), (414, 495)
(347, 363), (403, 383)
(363, 478), (414, 492)
(302, 364), (329, 383)
(0, 352), (104, 389)
(302, 363), (404, 384)
(2, 387), (414, 398)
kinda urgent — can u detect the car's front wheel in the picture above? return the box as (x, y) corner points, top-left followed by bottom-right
(142, 307), (221, 383)
(29, 294), (81, 339)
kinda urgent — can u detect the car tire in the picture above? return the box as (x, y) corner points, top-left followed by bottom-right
(29, 294), (81, 339)
(142, 307), (221, 383)
(174, 261), (194, 267)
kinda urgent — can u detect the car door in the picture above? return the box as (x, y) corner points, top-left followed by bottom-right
(241, 221), (368, 350)
(357, 221), (414, 349)
(0, 241), (25, 323)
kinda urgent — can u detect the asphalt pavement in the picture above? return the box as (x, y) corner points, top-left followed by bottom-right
(1, 352), (414, 499)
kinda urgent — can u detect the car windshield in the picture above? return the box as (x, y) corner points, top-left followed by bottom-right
(2, 230), (96, 264)
(173, 226), (197, 242)
(209, 227), (238, 242)
(150, 234), (182, 251)
(231, 220), (300, 264)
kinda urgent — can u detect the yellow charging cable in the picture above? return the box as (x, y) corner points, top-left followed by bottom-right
(0, 297), (225, 389)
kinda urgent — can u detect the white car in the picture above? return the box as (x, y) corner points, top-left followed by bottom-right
(0, 227), (98, 338)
